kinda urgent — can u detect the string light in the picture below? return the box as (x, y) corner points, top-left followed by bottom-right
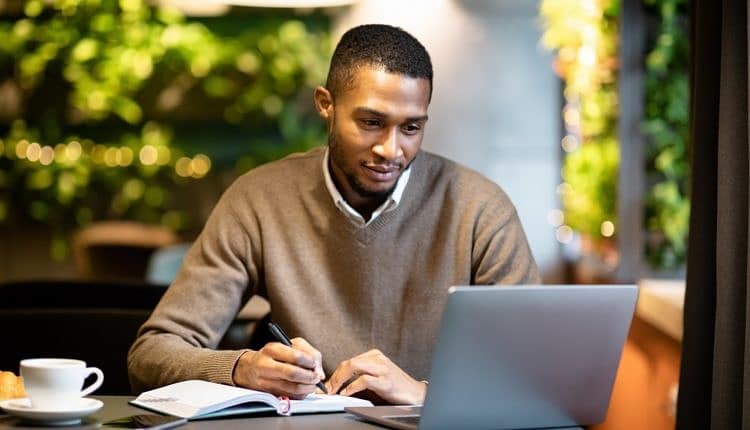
(191, 154), (211, 178)
(139, 145), (158, 165)
(26, 142), (41, 162)
(39, 146), (54, 165)
(601, 220), (615, 237)
(16, 140), (29, 159)
(104, 147), (119, 167)
(4, 136), (212, 181)
(175, 156), (192, 177)
(66, 141), (82, 161)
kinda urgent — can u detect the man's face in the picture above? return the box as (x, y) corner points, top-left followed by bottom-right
(316, 67), (430, 207)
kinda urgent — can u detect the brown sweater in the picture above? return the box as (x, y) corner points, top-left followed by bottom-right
(127, 147), (541, 393)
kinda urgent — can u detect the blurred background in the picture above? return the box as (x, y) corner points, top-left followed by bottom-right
(0, 0), (688, 286)
(0, 0), (688, 428)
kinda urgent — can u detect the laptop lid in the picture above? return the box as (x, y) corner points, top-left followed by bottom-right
(409, 284), (637, 430)
(348, 285), (637, 429)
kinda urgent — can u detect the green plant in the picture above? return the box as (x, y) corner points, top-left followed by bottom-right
(561, 137), (619, 237)
(539, 0), (620, 249)
(642, 0), (689, 269)
(540, 0), (690, 271)
(0, 0), (331, 259)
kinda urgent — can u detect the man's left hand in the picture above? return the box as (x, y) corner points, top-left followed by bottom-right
(325, 349), (427, 405)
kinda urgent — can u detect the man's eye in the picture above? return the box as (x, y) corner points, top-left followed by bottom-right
(402, 124), (421, 134)
(361, 119), (381, 128)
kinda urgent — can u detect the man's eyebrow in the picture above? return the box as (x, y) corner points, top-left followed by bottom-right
(354, 107), (386, 117)
(353, 107), (428, 122)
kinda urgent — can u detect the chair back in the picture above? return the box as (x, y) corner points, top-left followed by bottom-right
(72, 221), (179, 281)
(0, 280), (166, 395)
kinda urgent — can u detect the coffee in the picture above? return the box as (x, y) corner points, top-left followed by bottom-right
(20, 358), (103, 410)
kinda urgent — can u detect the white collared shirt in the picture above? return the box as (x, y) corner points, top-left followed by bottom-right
(323, 148), (410, 226)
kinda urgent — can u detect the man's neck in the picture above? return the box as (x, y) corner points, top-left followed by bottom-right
(327, 161), (386, 221)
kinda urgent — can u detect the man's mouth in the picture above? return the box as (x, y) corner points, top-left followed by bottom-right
(362, 163), (401, 181)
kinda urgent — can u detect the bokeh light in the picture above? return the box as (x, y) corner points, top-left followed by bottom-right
(26, 142), (41, 162)
(561, 135), (579, 152)
(191, 154), (211, 178)
(547, 209), (564, 227)
(139, 145), (158, 165)
(66, 141), (82, 161)
(555, 225), (574, 244)
(39, 146), (54, 165)
(175, 156), (192, 177)
(16, 140), (29, 159)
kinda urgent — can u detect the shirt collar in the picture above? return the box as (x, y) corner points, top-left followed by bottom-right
(322, 147), (411, 225)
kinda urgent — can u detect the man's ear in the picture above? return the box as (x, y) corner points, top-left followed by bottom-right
(314, 86), (334, 121)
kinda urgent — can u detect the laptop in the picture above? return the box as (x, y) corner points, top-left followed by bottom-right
(345, 284), (637, 430)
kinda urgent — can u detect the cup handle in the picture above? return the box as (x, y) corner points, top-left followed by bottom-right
(80, 367), (104, 397)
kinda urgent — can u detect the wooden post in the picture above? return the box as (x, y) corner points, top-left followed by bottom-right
(616, 0), (647, 283)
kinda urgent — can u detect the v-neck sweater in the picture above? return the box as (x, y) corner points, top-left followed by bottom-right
(128, 147), (541, 393)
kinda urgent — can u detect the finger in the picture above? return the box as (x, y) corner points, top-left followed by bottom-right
(266, 359), (321, 385)
(255, 350), (321, 385)
(257, 377), (317, 400)
(326, 356), (386, 395)
(340, 374), (382, 397)
(262, 342), (317, 369)
(291, 338), (325, 379)
(325, 358), (355, 395)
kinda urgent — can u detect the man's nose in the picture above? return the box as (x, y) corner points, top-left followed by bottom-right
(372, 127), (403, 161)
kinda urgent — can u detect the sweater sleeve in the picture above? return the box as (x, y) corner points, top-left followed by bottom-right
(471, 191), (542, 285)
(127, 182), (261, 394)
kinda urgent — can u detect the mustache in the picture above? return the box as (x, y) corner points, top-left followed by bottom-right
(362, 161), (403, 169)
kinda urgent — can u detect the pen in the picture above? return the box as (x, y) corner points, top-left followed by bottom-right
(267, 321), (328, 394)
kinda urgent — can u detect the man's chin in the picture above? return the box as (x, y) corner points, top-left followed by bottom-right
(352, 180), (397, 199)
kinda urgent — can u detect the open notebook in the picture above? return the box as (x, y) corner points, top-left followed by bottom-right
(130, 380), (372, 419)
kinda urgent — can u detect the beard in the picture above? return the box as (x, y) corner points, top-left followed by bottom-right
(328, 132), (395, 199)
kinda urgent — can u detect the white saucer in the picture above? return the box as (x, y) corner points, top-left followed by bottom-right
(0, 397), (103, 425)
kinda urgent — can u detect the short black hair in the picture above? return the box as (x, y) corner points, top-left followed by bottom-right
(325, 24), (433, 100)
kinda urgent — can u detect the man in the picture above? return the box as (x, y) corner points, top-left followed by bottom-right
(128, 24), (540, 405)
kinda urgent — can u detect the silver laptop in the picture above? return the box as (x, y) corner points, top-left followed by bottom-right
(346, 284), (637, 430)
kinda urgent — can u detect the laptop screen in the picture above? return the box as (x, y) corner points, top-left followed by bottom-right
(416, 285), (637, 430)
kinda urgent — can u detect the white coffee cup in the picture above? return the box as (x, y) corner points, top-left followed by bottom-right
(20, 358), (104, 410)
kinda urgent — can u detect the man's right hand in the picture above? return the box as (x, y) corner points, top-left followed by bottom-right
(232, 337), (325, 399)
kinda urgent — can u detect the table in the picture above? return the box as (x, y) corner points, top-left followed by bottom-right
(0, 396), (377, 429)
(0, 396), (584, 429)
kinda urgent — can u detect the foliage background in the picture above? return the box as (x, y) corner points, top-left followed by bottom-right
(642, 0), (689, 270)
(539, 0), (689, 271)
(0, 0), (332, 259)
(539, 0), (620, 253)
